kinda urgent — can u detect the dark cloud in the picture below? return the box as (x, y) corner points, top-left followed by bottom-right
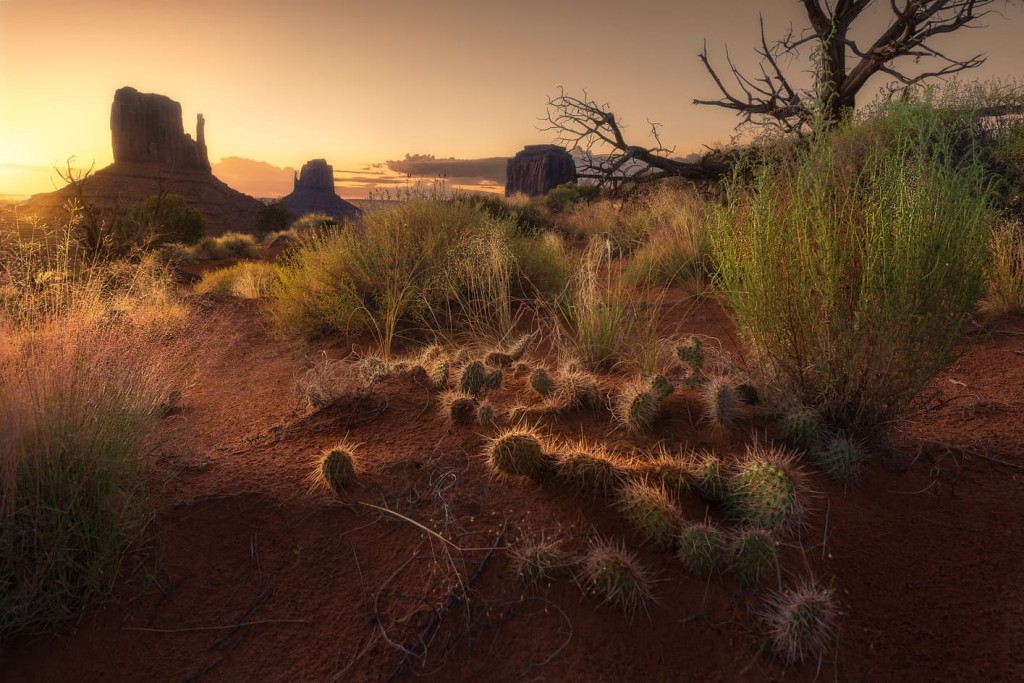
(386, 154), (507, 185)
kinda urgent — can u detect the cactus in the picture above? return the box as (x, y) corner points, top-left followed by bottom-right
(779, 408), (821, 451)
(647, 373), (674, 399)
(530, 367), (556, 397)
(612, 378), (661, 432)
(814, 434), (863, 484)
(428, 359), (450, 390)
(511, 537), (576, 586)
(728, 528), (777, 588)
(760, 582), (837, 665)
(676, 337), (704, 375)
(484, 350), (514, 369)
(677, 521), (726, 579)
(440, 390), (477, 425)
(691, 452), (726, 503)
(553, 368), (601, 410)
(617, 480), (683, 550)
(635, 451), (692, 499)
(317, 444), (357, 494)
(483, 369), (503, 390)
(476, 400), (496, 427)
(486, 428), (546, 478)
(582, 540), (656, 618)
(506, 332), (535, 361)
(460, 360), (487, 394)
(729, 446), (806, 531)
(555, 446), (625, 497)
(703, 376), (741, 428)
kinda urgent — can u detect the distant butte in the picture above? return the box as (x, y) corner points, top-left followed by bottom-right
(14, 87), (264, 235)
(281, 159), (361, 222)
(505, 144), (577, 197)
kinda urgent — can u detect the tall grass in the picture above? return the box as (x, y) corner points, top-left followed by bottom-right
(621, 186), (710, 291)
(1, 219), (185, 637)
(196, 261), (280, 299)
(708, 102), (996, 433)
(553, 242), (661, 372)
(986, 220), (1024, 314)
(270, 200), (520, 355)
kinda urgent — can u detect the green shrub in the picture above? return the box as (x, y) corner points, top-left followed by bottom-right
(544, 183), (586, 212)
(134, 194), (206, 245)
(512, 232), (574, 299)
(622, 187), (709, 290)
(986, 220), (1024, 314)
(291, 212), (338, 233)
(217, 232), (259, 259)
(708, 101), (996, 433)
(256, 200), (293, 237)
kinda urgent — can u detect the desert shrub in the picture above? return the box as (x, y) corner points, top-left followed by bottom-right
(195, 261), (279, 299)
(216, 232), (259, 259)
(291, 211), (337, 234)
(256, 200), (293, 237)
(0, 239), (185, 637)
(554, 244), (660, 371)
(708, 101), (996, 433)
(986, 220), (1024, 314)
(456, 193), (550, 235)
(157, 242), (199, 266)
(544, 183), (585, 213)
(193, 235), (231, 261)
(622, 187), (709, 291)
(511, 231), (574, 300)
(270, 200), (517, 355)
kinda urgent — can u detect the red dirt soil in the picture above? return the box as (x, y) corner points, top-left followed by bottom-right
(2, 295), (1022, 682)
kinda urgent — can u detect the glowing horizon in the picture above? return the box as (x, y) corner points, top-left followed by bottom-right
(3, 0), (1023, 200)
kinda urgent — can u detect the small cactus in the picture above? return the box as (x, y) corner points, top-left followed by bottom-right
(440, 390), (478, 425)
(760, 582), (838, 665)
(530, 367), (556, 397)
(554, 446), (625, 497)
(511, 537), (576, 586)
(617, 480), (683, 550)
(691, 452), (726, 503)
(779, 408), (822, 451)
(728, 528), (777, 588)
(552, 367), (601, 410)
(485, 350), (514, 368)
(634, 451), (692, 499)
(316, 444), (357, 494)
(506, 332), (535, 361)
(814, 434), (864, 484)
(612, 378), (661, 432)
(581, 540), (656, 618)
(677, 521), (726, 579)
(483, 369), (503, 390)
(729, 446), (806, 531)
(676, 337), (704, 375)
(647, 373), (674, 399)
(476, 400), (496, 427)
(460, 360), (487, 394)
(486, 428), (546, 478)
(703, 376), (741, 428)
(428, 359), (450, 390)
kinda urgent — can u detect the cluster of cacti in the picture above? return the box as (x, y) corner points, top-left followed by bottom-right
(814, 434), (863, 484)
(676, 337), (704, 375)
(554, 446), (625, 497)
(486, 428), (547, 478)
(728, 528), (777, 588)
(316, 443), (357, 495)
(703, 376), (742, 428)
(760, 582), (837, 665)
(647, 373), (674, 399)
(511, 537), (577, 586)
(616, 480), (683, 551)
(677, 521), (726, 579)
(530, 367), (556, 397)
(440, 390), (478, 425)
(779, 407), (821, 451)
(612, 377), (662, 432)
(581, 540), (656, 618)
(691, 452), (726, 503)
(729, 447), (805, 531)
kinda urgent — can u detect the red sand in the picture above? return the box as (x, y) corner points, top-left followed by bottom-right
(2, 295), (1022, 682)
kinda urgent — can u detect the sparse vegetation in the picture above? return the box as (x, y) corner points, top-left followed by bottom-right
(986, 220), (1024, 314)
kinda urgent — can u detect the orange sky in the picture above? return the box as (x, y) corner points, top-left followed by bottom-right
(2, 0), (1023, 199)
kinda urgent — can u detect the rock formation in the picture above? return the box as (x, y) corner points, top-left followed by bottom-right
(505, 145), (577, 197)
(13, 87), (263, 235)
(280, 159), (361, 222)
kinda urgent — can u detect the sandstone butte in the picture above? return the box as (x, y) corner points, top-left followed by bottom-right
(12, 87), (264, 236)
(505, 144), (577, 197)
(281, 159), (361, 222)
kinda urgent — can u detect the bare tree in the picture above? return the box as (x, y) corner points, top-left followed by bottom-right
(697, 0), (1013, 131)
(544, 1), (1015, 184)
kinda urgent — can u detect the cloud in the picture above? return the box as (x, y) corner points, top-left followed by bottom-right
(386, 154), (507, 185)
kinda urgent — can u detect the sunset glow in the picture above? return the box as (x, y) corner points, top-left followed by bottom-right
(2, 0), (1023, 198)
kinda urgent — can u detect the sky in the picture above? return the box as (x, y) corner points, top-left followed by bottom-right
(2, 0), (1023, 199)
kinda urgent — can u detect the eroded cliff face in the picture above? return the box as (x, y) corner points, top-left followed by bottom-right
(281, 159), (361, 222)
(110, 87), (211, 172)
(505, 145), (577, 197)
